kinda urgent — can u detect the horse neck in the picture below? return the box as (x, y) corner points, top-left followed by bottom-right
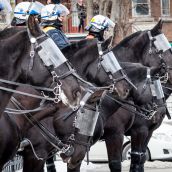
(0, 27), (23, 40)
(0, 31), (29, 117)
(112, 31), (147, 63)
(63, 40), (99, 76)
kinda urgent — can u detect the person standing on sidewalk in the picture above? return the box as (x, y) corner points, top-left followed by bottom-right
(76, 0), (86, 33)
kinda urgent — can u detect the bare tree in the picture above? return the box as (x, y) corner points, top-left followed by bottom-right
(110, 0), (119, 22)
(111, 0), (135, 43)
(99, 0), (104, 15)
(86, 0), (94, 23)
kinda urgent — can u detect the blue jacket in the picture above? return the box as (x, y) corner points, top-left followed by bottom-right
(47, 28), (70, 50)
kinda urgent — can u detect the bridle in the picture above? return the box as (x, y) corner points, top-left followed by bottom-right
(7, 96), (75, 161)
(97, 41), (137, 91)
(147, 31), (172, 83)
(27, 29), (79, 104)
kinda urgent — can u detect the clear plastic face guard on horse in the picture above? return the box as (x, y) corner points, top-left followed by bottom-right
(100, 50), (137, 92)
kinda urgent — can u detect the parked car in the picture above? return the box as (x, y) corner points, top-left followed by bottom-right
(86, 123), (172, 162)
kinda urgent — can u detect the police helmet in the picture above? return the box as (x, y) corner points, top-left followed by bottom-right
(86, 15), (115, 33)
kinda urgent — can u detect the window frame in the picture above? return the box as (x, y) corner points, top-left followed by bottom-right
(161, 0), (170, 16)
(132, 0), (151, 17)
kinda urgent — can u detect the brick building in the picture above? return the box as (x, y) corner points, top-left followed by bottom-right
(130, 0), (172, 42)
(13, 0), (172, 42)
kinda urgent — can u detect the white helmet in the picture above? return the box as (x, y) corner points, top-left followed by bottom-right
(41, 4), (69, 21)
(14, 1), (44, 20)
(86, 15), (115, 32)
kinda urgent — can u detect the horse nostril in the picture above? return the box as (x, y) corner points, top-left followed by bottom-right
(126, 89), (130, 95)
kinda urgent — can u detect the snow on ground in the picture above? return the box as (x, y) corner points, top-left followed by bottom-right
(16, 160), (172, 172)
(123, 160), (172, 168)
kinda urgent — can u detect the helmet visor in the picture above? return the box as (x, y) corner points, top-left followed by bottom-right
(105, 17), (115, 28)
(54, 4), (70, 17)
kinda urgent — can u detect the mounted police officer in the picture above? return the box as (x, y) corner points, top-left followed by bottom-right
(41, 0), (70, 49)
(11, 1), (44, 26)
(85, 15), (115, 42)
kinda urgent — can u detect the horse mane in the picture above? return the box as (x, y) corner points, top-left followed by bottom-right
(62, 39), (98, 63)
(62, 39), (96, 53)
(0, 27), (26, 40)
(62, 37), (112, 59)
(114, 31), (142, 48)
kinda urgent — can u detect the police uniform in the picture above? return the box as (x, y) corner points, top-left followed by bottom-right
(41, 3), (70, 49)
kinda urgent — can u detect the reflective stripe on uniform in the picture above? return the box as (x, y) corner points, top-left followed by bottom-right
(43, 26), (56, 33)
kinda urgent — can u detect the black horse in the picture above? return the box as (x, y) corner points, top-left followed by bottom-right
(15, 19), (169, 171)
(17, 62), (163, 172)
(0, 86), (59, 171)
(0, 15), (82, 116)
(102, 19), (172, 172)
(3, 18), (169, 172)
(43, 20), (172, 172)
(0, 22), (139, 171)
(53, 20), (171, 172)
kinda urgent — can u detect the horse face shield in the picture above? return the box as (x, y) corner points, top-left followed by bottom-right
(153, 33), (171, 53)
(148, 31), (172, 84)
(75, 108), (99, 136)
(38, 38), (67, 67)
(37, 37), (81, 108)
(150, 79), (165, 100)
(101, 51), (134, 98)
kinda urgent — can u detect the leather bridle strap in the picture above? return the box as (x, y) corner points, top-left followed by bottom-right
(0, 86), (54, 101)
(0, 78), (53, 92)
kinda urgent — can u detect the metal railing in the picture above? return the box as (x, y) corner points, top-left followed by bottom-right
(2, 155), (23, 172)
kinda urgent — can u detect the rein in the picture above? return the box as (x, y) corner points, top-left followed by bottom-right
(105, 94), (159, 120)
(97, 41), (137, 90)
(9, 96), (75, 160)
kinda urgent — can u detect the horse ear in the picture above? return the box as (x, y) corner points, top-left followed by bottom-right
(151, 19), (163, 35)
(101, 37), (112, 51)
(27, 15), (42, 37)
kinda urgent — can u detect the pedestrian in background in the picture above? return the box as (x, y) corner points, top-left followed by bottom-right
(76, 0), (86, 33)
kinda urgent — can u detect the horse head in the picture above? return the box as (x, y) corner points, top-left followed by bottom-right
(148, 19), (172, 85)
(59, 62), (165, 169)
(122, 63), (163, 105)
(23, 15), (82, 109)
(62, 39), (135, 100)
(123, 20), (172, 85)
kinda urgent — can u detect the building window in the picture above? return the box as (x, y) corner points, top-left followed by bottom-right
(132, 0), (150, 17)
(161, 0), (170, 16)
